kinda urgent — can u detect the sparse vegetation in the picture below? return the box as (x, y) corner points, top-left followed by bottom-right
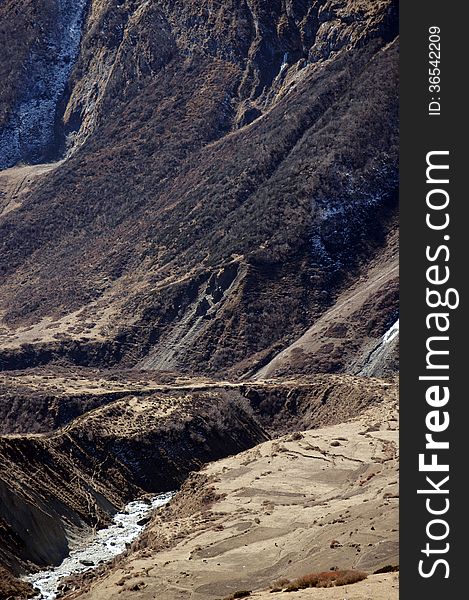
(270, 577), (291, 592)
(0, 1), (52, 127)
(0, 0), (398, 380)
(0, 566), (35, 599)
(218, 592), (252, 600)
(281, 569), (368, 592)
(0, 0), (398, 593)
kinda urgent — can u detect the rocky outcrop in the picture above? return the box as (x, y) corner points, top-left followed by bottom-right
(1, 0), (396, 166)
(0, 0), (89, 168)
(0, 565), (35, 600)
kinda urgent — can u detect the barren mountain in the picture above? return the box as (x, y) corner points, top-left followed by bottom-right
(0, 370), (392, 571)
(0, 0), (398, 377)
(0, 1), (398, 597)
(0, 372), (397, 598)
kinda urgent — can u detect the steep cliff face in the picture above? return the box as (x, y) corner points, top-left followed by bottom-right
(0, 0), (89, 168)
(0, 0), (49, 127)
(0, 387), (268, 574)
(1, 0), (396, 163)
(60, 0), (176, 154)
(0, 0), (398, 377)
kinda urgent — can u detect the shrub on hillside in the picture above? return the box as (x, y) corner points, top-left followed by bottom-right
(284, 569), (367, 591)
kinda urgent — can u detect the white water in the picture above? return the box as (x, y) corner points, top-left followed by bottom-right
(25, 492), (173, 600)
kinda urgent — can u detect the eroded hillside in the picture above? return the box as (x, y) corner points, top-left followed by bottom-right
(0, 371), (397, 599)
(0, 371), (394, 576)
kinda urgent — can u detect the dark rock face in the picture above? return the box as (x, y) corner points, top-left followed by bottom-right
(0, 4), (398, 590)
(0, 477), (75, 573)
(0, 0), (89, 168)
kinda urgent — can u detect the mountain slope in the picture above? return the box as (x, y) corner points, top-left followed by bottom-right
(0, 0), (398, 378)
(0, 4), (399, 597)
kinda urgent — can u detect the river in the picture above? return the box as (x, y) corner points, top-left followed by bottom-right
(24, 492), (173, 600)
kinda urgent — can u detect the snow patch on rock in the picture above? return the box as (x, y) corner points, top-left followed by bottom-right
(359, 319), (399, 376)
(382, 318), (399, 345)
(0, 0), (88, 169)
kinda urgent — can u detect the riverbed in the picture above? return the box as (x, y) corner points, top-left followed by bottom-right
(25, 492), (173, 600)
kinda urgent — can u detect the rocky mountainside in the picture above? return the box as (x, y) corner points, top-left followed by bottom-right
(0, 1), (398, 597)
(0, 0), (398, 378)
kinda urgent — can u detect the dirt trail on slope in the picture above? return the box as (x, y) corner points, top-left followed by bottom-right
(0, 162), (62, 217)
(254, 229), (398, 379)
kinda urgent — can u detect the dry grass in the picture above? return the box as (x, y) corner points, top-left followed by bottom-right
(281, 570), (368, 592)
